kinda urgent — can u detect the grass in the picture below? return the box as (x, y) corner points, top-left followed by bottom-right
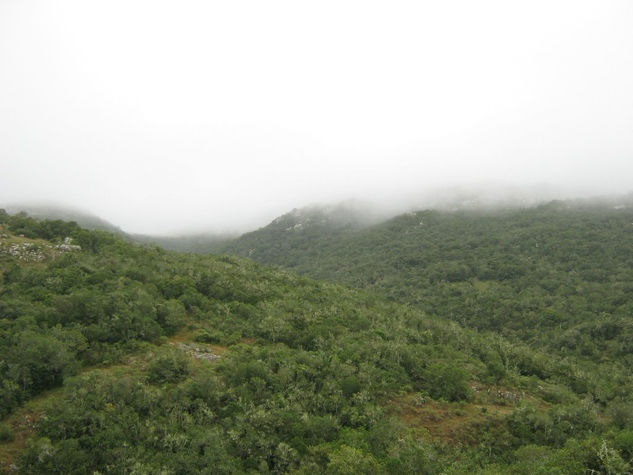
(472, 278), (495, 291)
(386, 383), (543, 445)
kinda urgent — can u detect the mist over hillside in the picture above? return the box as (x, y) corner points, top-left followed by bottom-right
(181, 186), (633, 248)
(130, 232), (237, 254)
(4, 185), (633, 244)
(124, 184), (633, 236)
(384, 182), (592, 213)
(1, 203), (123, 234)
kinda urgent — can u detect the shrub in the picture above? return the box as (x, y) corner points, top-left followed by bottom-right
(147, 348), (192, 384)
(341, 376), (362, 398)
(423, 363), (472, 402)
(0, 423), (15, 442)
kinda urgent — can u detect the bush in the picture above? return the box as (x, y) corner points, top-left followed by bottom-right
(341, 376), (362, 398)
(195, 331), (224, 344)
(147, 348), (192, 384)
(326, 445), (383, 474)
(607, 401), (633, 429)
(422, 363), (472, 402)
(0, 423), (15, 442)
(614, 430), (633, 460)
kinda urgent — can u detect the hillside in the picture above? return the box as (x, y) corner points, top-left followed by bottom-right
(219, 201), (633, 362)
(129, 201), (381, 254)
(2, 210), (632, 473)
(1, 204), (122, 234)
(214, 202), (383, 259)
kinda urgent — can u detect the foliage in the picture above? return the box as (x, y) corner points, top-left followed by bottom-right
(220, 202), (633, 403)
(0, 424), (14, 443)
(221, 202), (633, 358)
(146, 348), (192, 384)
(2, 208), (633, 473)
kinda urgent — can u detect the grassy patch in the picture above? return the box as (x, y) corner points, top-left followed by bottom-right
(472, 278), (495, 291)
(0, 388), (62, 469)
(387, 387), (523, 445)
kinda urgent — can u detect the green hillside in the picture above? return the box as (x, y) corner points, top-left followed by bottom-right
(131, 201), (379, 254)
(2, 205), (123, 234)
(1, 210), (633, 473)
(220, 201), (633, 362)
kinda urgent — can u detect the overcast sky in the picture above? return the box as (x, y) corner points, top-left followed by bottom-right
(1, 1), (632, 234)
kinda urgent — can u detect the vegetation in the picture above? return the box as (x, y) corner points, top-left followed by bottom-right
(1, 206), (633, 473)
(221, 201), (633, 364)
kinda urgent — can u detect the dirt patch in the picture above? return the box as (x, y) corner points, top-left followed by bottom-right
(167, 327), (199, 344)
(387, 391), (516, 445)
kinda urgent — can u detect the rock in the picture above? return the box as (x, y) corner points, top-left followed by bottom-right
(171, 342), (221, 362)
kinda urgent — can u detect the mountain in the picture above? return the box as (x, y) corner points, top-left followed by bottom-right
(0, 204), (241, 253)
(219, 200), (386, 261)
(2, 203), (122, 234)
(219, 199), (633, 362)
(2, 209), (632, 473)
(390, 182), (582, 212)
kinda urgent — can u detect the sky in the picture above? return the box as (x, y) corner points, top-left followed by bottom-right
(1, 0), (632, 234)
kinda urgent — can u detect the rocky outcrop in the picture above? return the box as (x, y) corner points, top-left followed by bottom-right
(171, 342), (221, 362)
(0, 236), (81, 262)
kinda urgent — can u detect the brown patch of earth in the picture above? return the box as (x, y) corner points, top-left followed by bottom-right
(386, 384), (541, 445)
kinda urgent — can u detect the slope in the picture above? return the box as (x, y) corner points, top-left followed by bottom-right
(1, 211), (632, 473)
(219, 200), (633, 364)
(2, 204), (122, 234)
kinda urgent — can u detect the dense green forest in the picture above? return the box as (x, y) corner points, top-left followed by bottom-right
(220, 201), (633, 363)
(2, 208), (633, 473)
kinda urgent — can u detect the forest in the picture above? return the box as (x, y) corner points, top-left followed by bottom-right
(1, 205), (633, 473)
(221, 201), (633, 365)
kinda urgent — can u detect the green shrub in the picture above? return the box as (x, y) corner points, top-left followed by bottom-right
(614, 430), (633, 460)
(326, 445), (383, 475)
(147, 348), (192, 384)
(341, 376), (362, 398)
(422, 363), (472, 402)
(0, 423), (15, 442)
(195, 331), (224, 344)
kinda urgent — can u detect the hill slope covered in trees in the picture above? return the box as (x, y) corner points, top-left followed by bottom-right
(1, 210), (633, 473)
(220, 201), (633, 362)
